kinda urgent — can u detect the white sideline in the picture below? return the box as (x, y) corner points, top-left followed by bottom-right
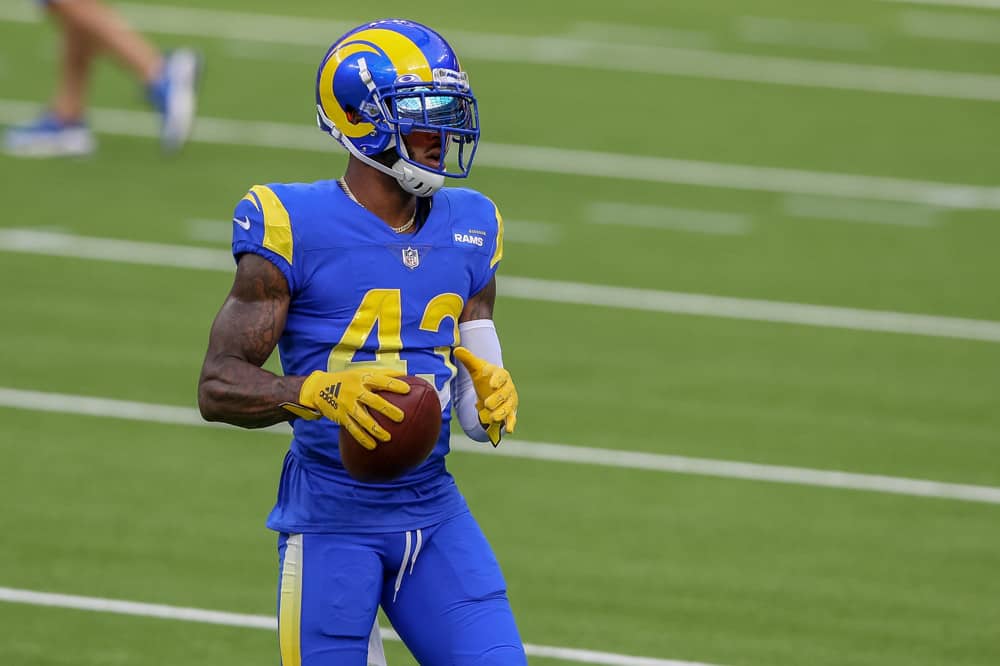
(2, 386), (999, 506)
(0, 588), (715, 666)
(2, 99), (999, 210)
(2, 2), (1000, 101)
(2, 228), (1000, 343)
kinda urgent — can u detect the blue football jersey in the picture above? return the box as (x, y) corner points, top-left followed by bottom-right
(230, 180), (504, 533)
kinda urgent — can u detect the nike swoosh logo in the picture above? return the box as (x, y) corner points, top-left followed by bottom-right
(233, 216), (251, 230)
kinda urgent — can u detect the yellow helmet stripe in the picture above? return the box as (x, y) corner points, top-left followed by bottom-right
(318, 43), (378, 140)
(318, 28), (433, 141)
(352, 28), (433, 80)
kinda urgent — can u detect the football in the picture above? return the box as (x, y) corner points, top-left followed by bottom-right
(339, 375), (442, 483)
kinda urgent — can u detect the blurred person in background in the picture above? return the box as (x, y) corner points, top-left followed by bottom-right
(3, 0), (201, 157)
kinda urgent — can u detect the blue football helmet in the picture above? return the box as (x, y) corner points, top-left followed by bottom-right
(315, 19), (480, 196)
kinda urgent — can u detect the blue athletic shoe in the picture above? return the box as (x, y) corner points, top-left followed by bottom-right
(3, 113), (95, 158)
(148, 49), (202, 153)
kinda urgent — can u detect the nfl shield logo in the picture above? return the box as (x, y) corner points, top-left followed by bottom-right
(401, 246), (420, 269)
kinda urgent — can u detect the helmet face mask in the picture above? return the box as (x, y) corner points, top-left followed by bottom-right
(315, 19), (480, 195)
(366, 74), (479, 177)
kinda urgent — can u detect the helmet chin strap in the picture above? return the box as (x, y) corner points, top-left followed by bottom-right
(317, 104), (446, 197)
(391, 139), (445, 196)
(393, 159), (445, 197)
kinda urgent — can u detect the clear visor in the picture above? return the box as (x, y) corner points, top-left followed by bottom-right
(367, 83), (480, 178)
(388, 88), (475, 136)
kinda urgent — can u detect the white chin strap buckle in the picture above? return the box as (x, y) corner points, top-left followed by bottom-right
(393, 159), (445, 197)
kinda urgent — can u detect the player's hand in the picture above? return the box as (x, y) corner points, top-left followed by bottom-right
(453, 346), (518, 446)
(281, 369), (410, 451)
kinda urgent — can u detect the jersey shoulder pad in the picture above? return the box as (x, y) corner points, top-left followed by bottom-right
(441, 187), (504, 269)
(232, 183), (297, 266)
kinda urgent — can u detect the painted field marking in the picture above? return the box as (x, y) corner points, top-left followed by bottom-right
(782, 194), (941, 227)
(0, 587), (716, 666)
(1, 386), (999, 506)
(587, 202), (752, 235)
(219, 38), (317, 64)
(2, 100), (999, 210)
(900, 10), (1000, 44)
(2, 2), (1000, 101)
(881, 0), (1000, 9)
(498, 276), (1000, 343)
(2, 228), (1000, 343)
(567, 21), (717, 49)
(736, 16), (874, 52)
(185, 218), (233, 244)
(504, 219), (562, 244)
(481, 142), (1000, 210)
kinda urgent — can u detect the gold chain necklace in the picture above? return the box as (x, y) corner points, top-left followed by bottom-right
(337, 178), (416, 234)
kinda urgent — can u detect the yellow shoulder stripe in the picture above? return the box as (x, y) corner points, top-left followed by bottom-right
(489, 199), (504, 269)
(249, 185), (293, 265)
(240, 191), (261, 212)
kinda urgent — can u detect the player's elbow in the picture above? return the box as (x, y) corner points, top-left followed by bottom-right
(197, 377), (226, 422)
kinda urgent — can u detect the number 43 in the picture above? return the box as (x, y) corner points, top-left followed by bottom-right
(326, 288), (462, 399)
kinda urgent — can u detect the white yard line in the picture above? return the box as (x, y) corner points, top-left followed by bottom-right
(900, 10), (1000, 44)
(481, 143), (1000, 210)
(881, 0), (1000, 9)
(2, 386), (999, 505)
(499, 276), (1000, 342)
(2, 228), (1000, 343)
(0, 588), (714, 666)
(2, 100), (998, 210)
(185, 218), (233, 244)
(2, 2), (1000, 101)
(782, 194), (940, 227)
(504, 219), (562, 244)
(0, 229), (235, 271)
(736, 16), (874, 52)
(567, 21), (717, 49)
(587, 202), (752, 235)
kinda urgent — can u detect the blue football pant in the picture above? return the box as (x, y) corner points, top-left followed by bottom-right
(277, 510), (527, 665)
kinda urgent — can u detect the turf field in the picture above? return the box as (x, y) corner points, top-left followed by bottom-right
(1, 1), (999, 664)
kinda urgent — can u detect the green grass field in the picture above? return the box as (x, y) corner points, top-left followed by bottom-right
(1, 1), (999, 665)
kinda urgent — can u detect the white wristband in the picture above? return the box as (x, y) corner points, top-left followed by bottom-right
(454, 319), (503, 442)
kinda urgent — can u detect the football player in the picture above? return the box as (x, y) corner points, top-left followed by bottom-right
(3, 0), (200, 157)
(197, 18), (525, 665)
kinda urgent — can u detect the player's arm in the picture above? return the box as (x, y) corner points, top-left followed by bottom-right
(458, 275), (497, 323)
(454, 277), (519, 446)
(198, 253), (409, 446)
(197, 253), (305, 428)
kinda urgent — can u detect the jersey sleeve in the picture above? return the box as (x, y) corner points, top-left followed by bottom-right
(231, 184), (297, 294)
(468, 196), (504, 297)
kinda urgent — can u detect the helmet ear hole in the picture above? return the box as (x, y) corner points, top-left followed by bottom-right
(345, 108), (362, 124)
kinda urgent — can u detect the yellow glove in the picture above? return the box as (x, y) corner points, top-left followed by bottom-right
(453, 346), (518, 447)
(281, 369), (410, 451)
